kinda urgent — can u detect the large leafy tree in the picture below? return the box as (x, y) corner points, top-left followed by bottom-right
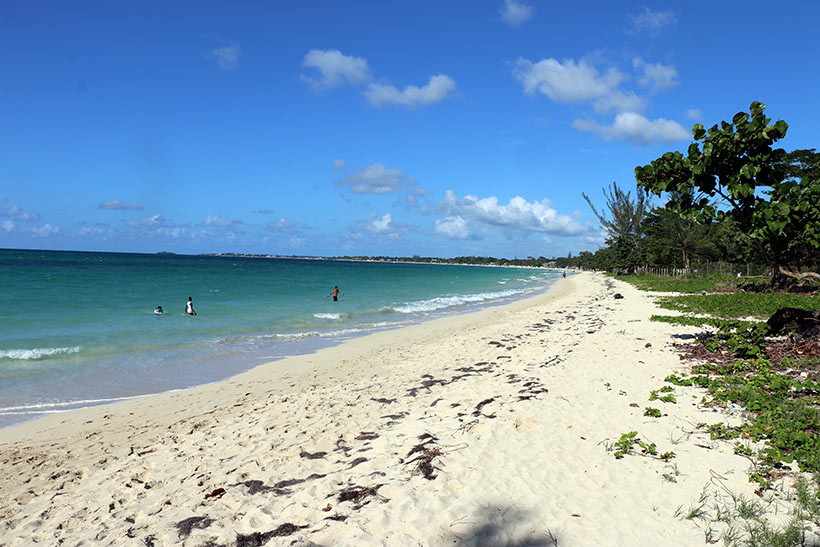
(635, 101), (820, 288)
(582, 181), (649, 272)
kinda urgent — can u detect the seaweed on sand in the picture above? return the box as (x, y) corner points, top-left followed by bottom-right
(234, 523), (308, 546)
(406, 433), (442, 480)
(175, 516), (214, 539)
(336, 484), (388, 509)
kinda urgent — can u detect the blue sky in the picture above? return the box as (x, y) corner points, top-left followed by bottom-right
(2, 1), (818, 258)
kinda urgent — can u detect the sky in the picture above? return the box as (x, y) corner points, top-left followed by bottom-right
(2, 1), (819, 259)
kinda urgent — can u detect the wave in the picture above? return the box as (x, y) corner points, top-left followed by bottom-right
(313, 312), (351, 320)
(0, 394), (148, 414)
(390, 288), (528, 314)
(0, 346), (81, 360)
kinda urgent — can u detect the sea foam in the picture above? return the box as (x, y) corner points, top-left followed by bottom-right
(0, 346), (81, 360)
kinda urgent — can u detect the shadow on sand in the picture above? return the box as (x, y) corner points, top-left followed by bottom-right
(443, 506), (559, 547)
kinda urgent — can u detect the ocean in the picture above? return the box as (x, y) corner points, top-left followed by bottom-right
(0, 249), (561, 428)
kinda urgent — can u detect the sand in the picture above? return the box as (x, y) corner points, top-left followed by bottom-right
(0, 272), (790, 545)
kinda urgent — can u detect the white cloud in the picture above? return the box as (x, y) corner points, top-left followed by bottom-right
(1, 202), (22, 216)
(205, 42), (241, 70)
(156, 226), (186, 238)
(338, 163), (412, 194)
(128, 214), (165, 228)
(17, 212), (41, 222)
(687, 108), (703, 120)
(439, 190), (584, 236)
(203, 214), (238, 227)
(2, 219), (15, 232)
(99, 199), (144, 210)
(573, 112), (689, 144)
(592, 90), (647, 114)
(28, 224), (59, 237)
(514, 57), (624, 104)
(629, 7), (677, 37)
(435, 216), (470, 239)
(634, 58), (678, 92)
(500, 0), (534, 27)
(364, 74), (456, 107)
(266, 218), (295, 232)
(301, 49), (370, 89)
(333, 159), (346, 170)
(370, 213), (392, 233)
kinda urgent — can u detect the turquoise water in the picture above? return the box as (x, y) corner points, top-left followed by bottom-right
(0, 249), (561, 428)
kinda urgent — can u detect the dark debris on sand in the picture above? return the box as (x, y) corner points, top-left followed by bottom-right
(175, 516), (214, 539)
(405, 433), (442, 480)
(336, 484), (388, 510)
(234, 523), (308, 546)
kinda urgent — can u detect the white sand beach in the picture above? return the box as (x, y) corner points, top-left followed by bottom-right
(0, 273), (787, 545)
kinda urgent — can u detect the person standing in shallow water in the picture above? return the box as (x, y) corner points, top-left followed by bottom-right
(327, 286), (344, 301)
(185, 296), (197, 315)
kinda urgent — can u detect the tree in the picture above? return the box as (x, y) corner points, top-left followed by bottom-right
(635, 101), (820, 288)
(641, 203), (711, 271)
(583, 181), (650, 272)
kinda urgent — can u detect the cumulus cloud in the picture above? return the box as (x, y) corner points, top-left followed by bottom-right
(364, 74), (456, 107)
(573, 112), (689, 144)
(337, 163), (413, 194)
(1, 201), (22, 216)
(500, 0), (534, 27)
(205, 42), (241, 70)
(514, 54), (686, 142)
(435, 216), (471, 239)
(266, 218), (296, 232)
(2, 219), (14, 232)
(98, 199), (144, 210)
(634, 58), (678, 92)
(128, 214), (166, 228)
(301, 49), (371, 89)
(17, 212), (41, 222)
(514, 57), (624, 104)
(203, 214), (239, 227)
(629, 7), (677, 37)
(592, 90), (647, 115)
(439, 190), (584, 236)
(28, 224), (59, 237)
(369, 213), (393, 233)
(302, 49), (456, 108)
(687, 108), (703, 120)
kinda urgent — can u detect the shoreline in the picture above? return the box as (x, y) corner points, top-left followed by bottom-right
(0, 272), (785, 545)
(0, 270), (562, 431)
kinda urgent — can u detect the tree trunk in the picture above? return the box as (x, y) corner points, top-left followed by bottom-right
(771, 265), (820, 290)
(681, 247), (691, 273)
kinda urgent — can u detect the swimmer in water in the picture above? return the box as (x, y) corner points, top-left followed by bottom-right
(327, 286), (344, 301)
(154, 305), (164, 314)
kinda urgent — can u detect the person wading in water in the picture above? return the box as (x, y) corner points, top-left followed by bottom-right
(327, 286), (344, 301)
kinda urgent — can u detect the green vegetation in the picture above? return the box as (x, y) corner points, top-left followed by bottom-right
(636, 101), (820, 289)
(623, 270), (820, 543)
(611, 273), (740, 293)
(606, 431), (675, 461)
(643, 407), (662, 418)
(656, 292), (819, 320)
(674, 477), (820, 547)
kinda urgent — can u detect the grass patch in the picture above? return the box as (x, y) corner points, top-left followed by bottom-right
(657, 292), (819, 320)
(607, 273), (739, 293)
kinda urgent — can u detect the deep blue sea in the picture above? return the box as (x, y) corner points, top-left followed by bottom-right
(0, 249), (561, 428)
